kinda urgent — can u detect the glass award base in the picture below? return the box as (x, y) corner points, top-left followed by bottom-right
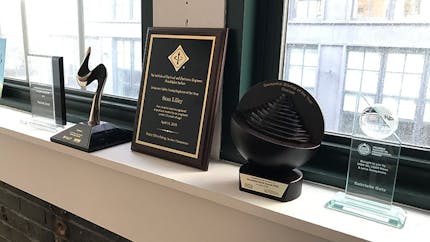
(326, 192), (406, 228)
(21, 117), (63, 132)
(239, 162), (303, 202)
(51, 122), (133, 152)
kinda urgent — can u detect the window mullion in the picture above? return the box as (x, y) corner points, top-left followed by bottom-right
(77, 0), (85, 64)
(20, 0), (30, 82)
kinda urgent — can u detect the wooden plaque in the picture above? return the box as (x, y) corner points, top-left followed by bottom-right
(131, 28), (228, 170)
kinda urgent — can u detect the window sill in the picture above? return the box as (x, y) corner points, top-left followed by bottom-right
(0, 106), (428, 242)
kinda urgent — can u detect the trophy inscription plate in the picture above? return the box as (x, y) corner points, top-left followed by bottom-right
(132, 28), (228, 170)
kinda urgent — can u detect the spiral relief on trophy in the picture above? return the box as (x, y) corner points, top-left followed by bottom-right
(242, 94), (311, 144)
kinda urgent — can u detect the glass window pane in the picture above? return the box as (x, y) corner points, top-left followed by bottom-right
(302, 67), (317, 87)
(304, 48), (318, 66)
(83, 0), (141, 98)
(363, 52), (381, 71)
(25, 0), (80, 88)
(347, 51), (364, 69)
(0, 1), (26, 80)
(383, 73), (402, 96)
(401, 74), (421, 98)
(345, 70), (362, 91)
(343, 93), (358, 112)
(398, 99), (416, 119)
(386, 53), (405, 72)
(404, 54), (424, 74)
(288, 66), (303, 84)
(308, 1), (321, 17)
(295, 1), (309, 18)
(289, 48), (304, 65)
(361, 71), (378, 94)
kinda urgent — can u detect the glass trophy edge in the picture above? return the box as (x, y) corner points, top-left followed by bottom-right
(326, 192), (406, 229)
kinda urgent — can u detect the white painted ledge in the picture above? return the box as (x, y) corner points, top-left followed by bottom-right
(0, 106), (429, 242)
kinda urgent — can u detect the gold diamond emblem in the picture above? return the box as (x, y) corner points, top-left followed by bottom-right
(168, 45), (189, 72)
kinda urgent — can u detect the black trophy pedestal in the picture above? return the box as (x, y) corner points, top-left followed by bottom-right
(51, 122), (133, 152)
(239, 162), (303, 202)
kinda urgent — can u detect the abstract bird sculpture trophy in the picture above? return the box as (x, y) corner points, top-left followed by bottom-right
(77, 47), (106, 126)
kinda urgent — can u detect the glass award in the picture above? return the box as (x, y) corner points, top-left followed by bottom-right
(326, 97), (406, 228)
(25, 54), (66, 130)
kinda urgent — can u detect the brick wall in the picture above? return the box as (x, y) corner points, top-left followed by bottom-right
(0, 181), (130, 242)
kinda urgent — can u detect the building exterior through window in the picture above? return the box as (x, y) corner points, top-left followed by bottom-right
(284, 0), (430, 148)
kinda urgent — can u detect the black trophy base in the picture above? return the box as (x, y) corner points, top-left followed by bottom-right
(239, 162), (303, 202)
(50, 122), (133, 152)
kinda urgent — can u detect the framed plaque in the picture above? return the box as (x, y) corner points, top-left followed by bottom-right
(131, 28), (228, 170)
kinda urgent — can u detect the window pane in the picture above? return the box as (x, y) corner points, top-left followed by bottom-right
(284, 1), (430, 148)
(289, 48), (304, 65)
(25, 0), (80, 88)
(361, 71), (378, 94)
(404, 54), (424, 74)
(345, 70), (362, 91)
(304, 48), (318, 66)
(363, 52), (381, 71)
(288, 66), (303, 84)
(308, 1), (321, 17)
(295, 1), (309, 19)
(398, 99), (416, 119)
(343, 94), (358, 112)
(347, 51), (364, 69)
(383, 73), (402, 96)
(355, 0), (389, 18)
(386, 53), (405, 72)
(83, 0), (141, 98)
(302, 67), (317, 87)
(401, 74), (421, 98)
(0, 1), (26, 80)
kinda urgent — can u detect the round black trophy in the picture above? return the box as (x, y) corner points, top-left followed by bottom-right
(231, 80), (324, 202)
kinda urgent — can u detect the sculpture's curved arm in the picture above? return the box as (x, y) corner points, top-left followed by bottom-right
(77, 47), (107, 126)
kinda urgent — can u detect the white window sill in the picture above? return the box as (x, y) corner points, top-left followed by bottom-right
(0, 106), (429, 242)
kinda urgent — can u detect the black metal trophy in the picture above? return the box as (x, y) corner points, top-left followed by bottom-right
(51, 47), (132, 152)
(231, 80), (324, 202)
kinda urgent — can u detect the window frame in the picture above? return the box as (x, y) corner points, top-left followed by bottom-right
(221, 0), (430, 210)
(1, 0), (429, 210)
(0, 0), (153, 128)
